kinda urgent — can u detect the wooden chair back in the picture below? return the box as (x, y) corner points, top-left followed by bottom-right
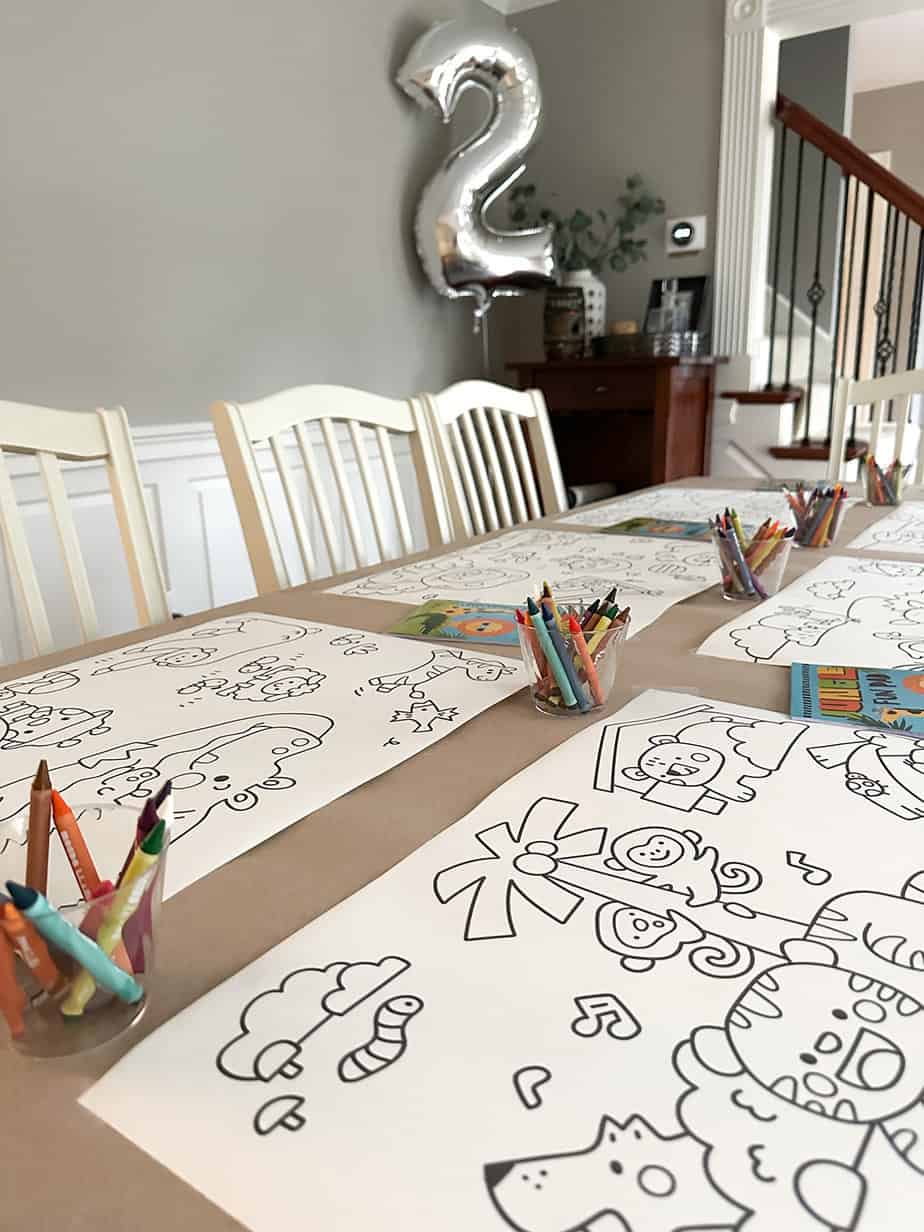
(827, 368), (924, 483)
(211, 385), (448, 593)
(0, 401), (169, 657)
(420, 380), (567, 541)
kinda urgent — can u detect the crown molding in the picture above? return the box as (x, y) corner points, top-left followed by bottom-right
(481, 0), (561, 13)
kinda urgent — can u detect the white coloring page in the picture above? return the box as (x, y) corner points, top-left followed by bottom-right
(848, 503), (924, 555)
(0, 613), (521, 899)
(83, 688), (924, 1231)
(556, 486), (795, 531)
(325, 529), (716, 636)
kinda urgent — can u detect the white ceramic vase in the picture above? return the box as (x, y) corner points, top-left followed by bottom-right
(562, 269), (606, 351)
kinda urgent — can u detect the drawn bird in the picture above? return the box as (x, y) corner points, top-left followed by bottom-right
(338, 995), (423, 1082)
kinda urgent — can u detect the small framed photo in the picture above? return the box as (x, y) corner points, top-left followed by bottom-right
(644, 275), (710, 333)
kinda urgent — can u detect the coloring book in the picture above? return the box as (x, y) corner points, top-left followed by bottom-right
(601, 517), (714, 542)
(557, 487), (795, 531)
(84, 687), (924, 1230)
(791, 662), (924, 734)
(326, 529), (716, 637)
(387, 600), (520, 646)
(0, 614), (522, 901)
(697, 554), (924, 669)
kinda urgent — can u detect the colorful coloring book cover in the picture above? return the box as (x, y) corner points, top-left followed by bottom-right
(790, 662), (924, 733)
(387, 599), (520, 646)
(602, 516), (713, 542)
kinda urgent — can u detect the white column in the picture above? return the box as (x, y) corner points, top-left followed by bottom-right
(713, 0), (780, 366)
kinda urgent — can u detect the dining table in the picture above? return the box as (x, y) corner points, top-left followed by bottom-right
(0, 476), (908, 1229)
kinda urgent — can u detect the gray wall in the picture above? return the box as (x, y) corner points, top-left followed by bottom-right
(853, 82), (924, 195)
(770, 27), (851, 336)
(0, 0), (499, 424)
(493, 0), (724, 363)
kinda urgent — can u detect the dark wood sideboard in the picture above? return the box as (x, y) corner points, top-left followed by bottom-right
(507, 356), (724, 494)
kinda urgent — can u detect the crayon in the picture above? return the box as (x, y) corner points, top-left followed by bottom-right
(585, 606), (617, 657)
(579, 598), (599, 630)
(541, 581), (560, 624)
(0, 931), (25, 1039)
(51, 790), (101, 900)
(5, 883), (143, 1007)
(25, 760), (52, 895)
(0, 900), (62, 995)
(526, 598), (577, 709)
(115, 797), (158, 887)
(568, 614), (604, 706)
(63, 821), (165, 1017)
(542, 603), (589, 712)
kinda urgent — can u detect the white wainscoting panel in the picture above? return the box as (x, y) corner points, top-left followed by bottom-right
(0, 421), (428, 667)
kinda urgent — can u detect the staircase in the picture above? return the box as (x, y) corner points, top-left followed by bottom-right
(721, 92), (924, 475)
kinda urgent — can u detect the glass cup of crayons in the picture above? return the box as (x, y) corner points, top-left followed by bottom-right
(709, 511), (794, 601)
(863, 453), (908, 506)
(0, 766), (171, 1058)
(784, 484), (849, 548)
(516, 587), (630, 716)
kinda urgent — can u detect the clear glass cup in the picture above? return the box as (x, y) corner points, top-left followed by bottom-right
(713, 536), (793, 601)
(4, 804), (168, 1058)
(863, 463), (903, 507)
(517, 618), (629, 716)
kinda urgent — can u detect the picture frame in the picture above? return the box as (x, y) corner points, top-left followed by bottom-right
(644, 275), (710, 334)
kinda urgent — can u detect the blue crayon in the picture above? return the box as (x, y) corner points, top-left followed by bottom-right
(541, 602), (590, 712)
(6, 882), (143, 1006)
(526, 597), (577, 709)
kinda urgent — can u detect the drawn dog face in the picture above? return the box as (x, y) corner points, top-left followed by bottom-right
(485, 1113), (742, 1232)
(727, 951), (924, 1124)
(637, 735), (723, 788)
(427, 563), (530, 591)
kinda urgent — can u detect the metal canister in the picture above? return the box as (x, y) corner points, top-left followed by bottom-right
(543, 287), (585, 360)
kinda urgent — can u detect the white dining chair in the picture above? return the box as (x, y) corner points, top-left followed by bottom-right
(0, 401), (169, 657)
(827, 368), (924, 483)
(420, 380), (567, 542)
(211, 385), (449, 594)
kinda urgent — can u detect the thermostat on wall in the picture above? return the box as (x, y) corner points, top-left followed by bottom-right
(666, 215), (707, 255)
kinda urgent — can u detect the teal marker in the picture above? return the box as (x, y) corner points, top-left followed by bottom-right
(6, 882), (143, 1006)
(541, 602), (589, 712)
(526, 597), (577, 709)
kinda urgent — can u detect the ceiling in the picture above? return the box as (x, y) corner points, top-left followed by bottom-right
(853, 9), (924, 93)
(482, 0), (560, 13)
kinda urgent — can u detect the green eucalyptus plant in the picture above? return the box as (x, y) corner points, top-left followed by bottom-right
(508, 175), (665, 275)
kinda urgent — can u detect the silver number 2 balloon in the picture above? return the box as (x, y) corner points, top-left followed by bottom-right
(396, 19), (556, 325)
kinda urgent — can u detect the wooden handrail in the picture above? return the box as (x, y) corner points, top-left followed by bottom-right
(776, 92), (924, 229)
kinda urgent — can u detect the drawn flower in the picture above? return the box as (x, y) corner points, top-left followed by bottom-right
(433, 797), (606, 940)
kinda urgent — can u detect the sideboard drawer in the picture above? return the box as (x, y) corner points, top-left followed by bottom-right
(534, 368), (653, 412)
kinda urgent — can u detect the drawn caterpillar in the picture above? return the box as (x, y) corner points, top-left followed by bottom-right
(337, 995), (423, 1083)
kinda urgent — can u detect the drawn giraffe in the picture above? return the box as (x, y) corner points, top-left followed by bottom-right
(368, 648), (515, 699)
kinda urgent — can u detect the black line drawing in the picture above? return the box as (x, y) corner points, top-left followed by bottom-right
(368, 647), (516, 699)
(0, 712), (334, 855)
(787, 851), (832, 887)
(390, 700), (460, 733)
(852, 559), (924, 578)
(177, 656), (326, 704)
(806, 729), (924, 822)
(90, 616), (313, 675)
(337, 994), (423, 1082)
(670, 871), (924, 1230)
(382, 737), (400, 747)
(433, 797), (780, 979)
(605, 826), (762, 907)
(0, 668), (80, 698)
(570, 993), (641, 1041)
(594, 704), (806, 816)
(550, 574), (661, 603)
(0, 699), (112, 751)
(329, 633), (379, 656)
(216, 957), (410, 1082)
(727, 606), (857, 664)
(512, 1066), (551, 1111)
(253, 1094), (307, 1137)
(851, 509), (924, 555)
(806, 579), (856, 602)
(485, 1112), (746, 1231)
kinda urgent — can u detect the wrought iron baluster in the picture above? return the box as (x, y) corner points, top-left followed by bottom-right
(826, 173), (851, 445)
(803, 153), (828, 446)
(766, 124), (787, 390)
(784, 136), (805, 391)
(908, 226), (924, 370)
(874, 203), (898, 377)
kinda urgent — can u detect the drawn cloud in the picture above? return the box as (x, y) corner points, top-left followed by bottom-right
(807, 579), (855, 601)
(216, 956), (409, 1082)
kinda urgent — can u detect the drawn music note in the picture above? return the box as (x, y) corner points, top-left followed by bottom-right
(786, 850), (832, 887)
(570, 993), (641, 1041)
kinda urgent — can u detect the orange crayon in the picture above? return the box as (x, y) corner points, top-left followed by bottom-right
(568, 614), (603, 706)
(51, 790), (101, 900)
(0, 901), (61, 994)
(0, 931), (25, 1039)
